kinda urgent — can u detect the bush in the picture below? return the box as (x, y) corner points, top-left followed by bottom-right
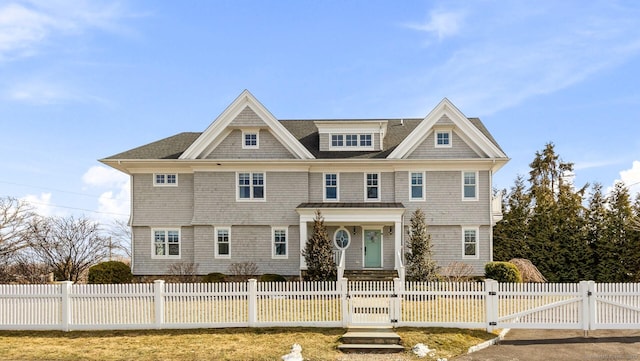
(88, 261), (133, 284)
(484, 262), (522, 283)
(202, 272), (227, 283)
(259, 273), (286, 282)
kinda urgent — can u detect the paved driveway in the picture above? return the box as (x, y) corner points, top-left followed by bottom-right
(453, 329), (640, 361)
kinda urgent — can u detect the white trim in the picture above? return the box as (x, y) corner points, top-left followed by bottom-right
(388, 98), (508, 159)
(323, 172), (339, 202)
(180, 90), (314, 160)
(435, 130), (452, 148)
(153, 173), (178, 187)
(151, 227), (181, 259)
(362, 227), (384, 268)
(241, 129), (259, 150)
(333, 227), (351, 249)
(462, 171), (479, 201)
(462, 226), (480, 259)
(364, 172), (381, 202)
(214, 226), (231, 259)
(272, 226), (288, 259)
(236, 171), (266, 202)
(409, 171), (426, 202)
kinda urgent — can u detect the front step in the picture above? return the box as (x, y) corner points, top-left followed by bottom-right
(338, 327), (404, 354)
(343, 270), (398, 281)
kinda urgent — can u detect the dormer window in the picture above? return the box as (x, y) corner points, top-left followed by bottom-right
(435, 130), (451, 147)
(242, 130), (259, 149)
(330, 133), (374, 150)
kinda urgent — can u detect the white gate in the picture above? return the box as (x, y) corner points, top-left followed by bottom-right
(591, 282), (640, 330)
(347, 281), (398, 326)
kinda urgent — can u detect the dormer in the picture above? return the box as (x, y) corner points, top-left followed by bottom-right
(315, 120), (389, 152)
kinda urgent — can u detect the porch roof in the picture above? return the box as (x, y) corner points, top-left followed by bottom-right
(296, 202), (404, 209)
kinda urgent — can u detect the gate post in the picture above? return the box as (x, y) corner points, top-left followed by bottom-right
(153, 280), (165, 329)
(339, 278), (349, 327)
(392, 277), (404, 326)
(60, 281), (73, 332)
(485, 279), (498, 333)
(248, 279), (257, 327)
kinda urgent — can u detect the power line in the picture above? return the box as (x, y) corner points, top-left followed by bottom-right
(0, 180), (105, 198)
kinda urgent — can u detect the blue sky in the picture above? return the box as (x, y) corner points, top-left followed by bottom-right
(1, 0), (640, 223)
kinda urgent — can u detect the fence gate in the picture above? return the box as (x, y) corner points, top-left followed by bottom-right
(347, 281), (398, 326)
(592, 282), (640, 330)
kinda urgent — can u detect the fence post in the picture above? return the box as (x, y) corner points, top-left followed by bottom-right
(392, 277), (403, 326)
(248, 279), (257, 327)
(485, 279), (498, 333)
(154, 280), (165, 329)
(60, 281), (73, 332)
(587, 281), (596, 332)
(339, 278), (349, 327)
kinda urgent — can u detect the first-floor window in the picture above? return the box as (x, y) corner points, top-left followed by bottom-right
(273, 227), (287, 258)
(215, 227), (230, 258)
(153, 229), (180, 258)
(463, 228), (478, 258)
(334, 228), (350, 249)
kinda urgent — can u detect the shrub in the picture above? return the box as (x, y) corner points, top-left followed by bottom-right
(166, 262), (199, 283)
(202, 272), (227, 283)
(228, 262), (259, 281)
(485, 262), (522, 283)
(88, 261), (133, 284)
(259, 273), (286, 282)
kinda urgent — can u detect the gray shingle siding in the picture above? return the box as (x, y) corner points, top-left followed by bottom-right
(131, 174), (194, 226)
(407, 131), (481, 159)
(206, 129), (295, 159)
(233, 106), (267, 127)
(131, 226), (195, 275)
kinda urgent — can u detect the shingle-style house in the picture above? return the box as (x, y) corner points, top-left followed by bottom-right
(101, 90), (508, 279)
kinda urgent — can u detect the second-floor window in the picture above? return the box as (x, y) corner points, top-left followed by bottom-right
(154, 173), (177, 186)
(324, 173), (338, 201)
(463, 171), (478, 200)
(365, 173), (380, 201)
(238, 172), (265, 201)
(410, 172), (425, 201)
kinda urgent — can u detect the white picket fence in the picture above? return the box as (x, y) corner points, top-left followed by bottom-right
(1, 279), (639, 332)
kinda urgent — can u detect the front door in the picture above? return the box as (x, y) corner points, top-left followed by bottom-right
(364, 230), (382, 268)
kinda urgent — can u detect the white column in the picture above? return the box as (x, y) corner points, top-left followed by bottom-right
(299, 220), (307, 270)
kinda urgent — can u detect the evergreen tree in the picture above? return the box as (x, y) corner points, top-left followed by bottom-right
(494, 176), (531, 261)
(629, 194), (640, 281)
(606, 182), (634, 282)
(301, 210), (337, 281)
(405, 208), (439, 281)
(586, 184), (613, 282)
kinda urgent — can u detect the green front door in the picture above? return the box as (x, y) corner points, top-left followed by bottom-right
(364, 230), (382, 268)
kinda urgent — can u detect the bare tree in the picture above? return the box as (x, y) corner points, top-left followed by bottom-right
(0, 197), (35, 257)
(104, 218), (132, 260)
(27, 216), (110, 282)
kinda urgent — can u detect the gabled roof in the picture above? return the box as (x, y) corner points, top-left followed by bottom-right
(387, 98), (508, 159)
(179, 90), (314, 160)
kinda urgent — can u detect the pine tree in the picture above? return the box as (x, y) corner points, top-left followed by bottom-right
(586, 184), (612, 282)
(301, 210), (337, 281)
(629, 194), (640, 281)
(494, 176), (531, 261)
(405, 208), (439, 282)
(606, 182), (634, 282)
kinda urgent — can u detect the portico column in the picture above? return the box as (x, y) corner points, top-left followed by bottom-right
(299, 220), (307, 270)
(394, 219), (402, 270)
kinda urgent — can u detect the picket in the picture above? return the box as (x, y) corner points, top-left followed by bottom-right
(0, 280), (639, 332)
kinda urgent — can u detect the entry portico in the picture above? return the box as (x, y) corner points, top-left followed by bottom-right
(296, 203), (405, 274)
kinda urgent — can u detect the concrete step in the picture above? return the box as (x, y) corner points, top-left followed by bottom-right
(343, 270), (398, 281)
(339, 327), (403, 353)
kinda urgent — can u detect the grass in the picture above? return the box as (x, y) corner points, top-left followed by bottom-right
(0, 327), (497, 361)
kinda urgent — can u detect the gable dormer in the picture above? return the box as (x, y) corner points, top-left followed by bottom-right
(314, 120), (389, 152)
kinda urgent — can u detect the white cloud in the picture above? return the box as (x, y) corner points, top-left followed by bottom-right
(82, 165), (130, 221)
(619, 160), (640, 196)
(21, 192), (61, 217)
(0, 1), (134, 62)
(405, 9), (465, 40)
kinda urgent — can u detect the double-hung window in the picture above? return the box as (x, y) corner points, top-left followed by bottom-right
(365, 173), (380, 201)
(238, 172), (265, 200)
(462, 227), (479, 258)
(272, 227), (288, 258)
(410, 172), (425, 201)
(242, 130), (259, 149)
(435, 130), (451, 147)
(215, 227), (230, 258)
(154, 173), (177, 186)
(463, 171), (478, 200)
(153, 229), (180, 258)
(324, 173), (339, 201)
